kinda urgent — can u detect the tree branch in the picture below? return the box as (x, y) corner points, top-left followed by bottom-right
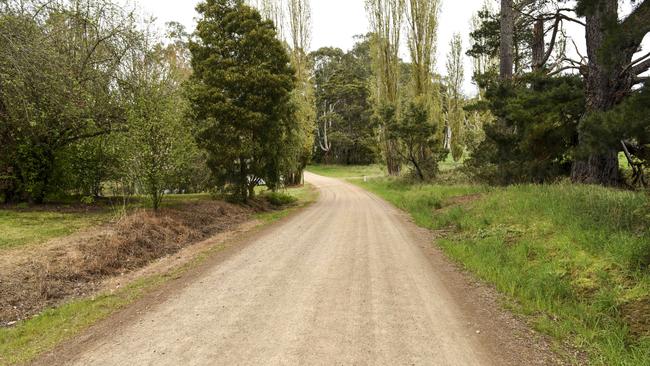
(619, 1), (650, 50)
(633, 58), (650, 76)
(634, 76), (649, 85)
(548, 65), (581, 76)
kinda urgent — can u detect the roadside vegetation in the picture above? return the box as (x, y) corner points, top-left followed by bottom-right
(311, 164), (650, 364)
(0, 185), (315, 366)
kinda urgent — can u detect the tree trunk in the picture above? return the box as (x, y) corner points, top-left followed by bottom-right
(571, 0), (633, 186)
(385, 138), (401, 176)
(499, 0), (514, 79)
(531, 18), (544, 71)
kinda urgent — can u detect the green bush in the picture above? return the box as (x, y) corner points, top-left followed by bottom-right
(263, 192), (298, 207)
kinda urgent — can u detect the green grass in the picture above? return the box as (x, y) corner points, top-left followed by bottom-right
(0, 193), (216, 252)
(0, 210), (110, 251)
(0, 186), (316, 365)
(255, 184), (319, 223)
(0, 274), (164, 365)
(307, 164), (386, 179)
(315, 165), (650, 365)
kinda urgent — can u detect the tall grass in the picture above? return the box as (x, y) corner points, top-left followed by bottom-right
(359, 178), (649, 365)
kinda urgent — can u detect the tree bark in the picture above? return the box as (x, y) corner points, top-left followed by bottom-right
(499, 0), (514, 79)
(385, 138), (401, 176)
(571, 0), (632, 185)
(531, 18), (545, 71)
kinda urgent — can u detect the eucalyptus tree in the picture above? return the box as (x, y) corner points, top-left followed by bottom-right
(365, 0), (405, 175)
(311, 38), (377, 165)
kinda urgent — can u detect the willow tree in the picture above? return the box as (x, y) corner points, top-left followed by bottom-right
(365, 0), (405, 175)
(446, 33), (465, 162)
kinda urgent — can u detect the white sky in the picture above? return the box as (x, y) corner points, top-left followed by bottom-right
(135, 0), (648, 96)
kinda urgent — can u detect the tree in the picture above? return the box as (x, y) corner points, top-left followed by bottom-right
(366, 0), (405, 175)
(285, 0), (315, 185)
(0, 0), (140, 203)
(121, 32), (198, 211)
(571, 0), (650, 185)
(466, 74), (585, 184)
(311, 38), (378, 165)
(395, 0), (446, 179)
(188, 0), (296, 201)
(468, 0), (499, 92)
(446, 33), (466, 162)
(499, 0), (514, 79)
(391, 98), (443, 180)
(405, 0), (440, 97)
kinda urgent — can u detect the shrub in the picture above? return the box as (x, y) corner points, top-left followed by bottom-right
(264, 192), (298, 206)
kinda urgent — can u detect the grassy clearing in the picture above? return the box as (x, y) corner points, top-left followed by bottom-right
(315, 165), (649, 365)
(307, 164), (386, 179)
(0, 193), (216, 252)
(0, 186), (314, 366)
(256, 184), (319, 223)
(0, 210), (110, 251)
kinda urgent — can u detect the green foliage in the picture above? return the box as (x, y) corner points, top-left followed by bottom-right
(466, 74), (585, 184)
(0, 1), (140, 203)
(263, 192), (299, 206)
(357, 176), (650, 365)
(579, 85), (650, 179)
(445, 33), (466, 162)
(0, 2), (209, 204)
(188, 0), (297, 201)
(390, 98), (446, 180)
(312, 37), (378, 165)
(120, 43), (198, 210)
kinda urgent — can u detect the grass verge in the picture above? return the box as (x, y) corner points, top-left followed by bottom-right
(362, 179), (649, 365)
(314, 165), (649, 365)
(0, 185), (316, 366)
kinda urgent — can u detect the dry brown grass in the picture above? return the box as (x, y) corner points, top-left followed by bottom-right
(0, 201), (254, 325)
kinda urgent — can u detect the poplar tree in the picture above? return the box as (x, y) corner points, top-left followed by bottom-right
(365, 0), (405, 176)
(446, 33), (465, 162)
(285, 0), (316, 185)
(392, 0), (445, 180)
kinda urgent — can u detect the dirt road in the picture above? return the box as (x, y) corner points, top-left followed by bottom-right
(60, 173), (559, 366)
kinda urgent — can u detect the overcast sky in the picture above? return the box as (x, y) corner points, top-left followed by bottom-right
(135, 0), (648, 95)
